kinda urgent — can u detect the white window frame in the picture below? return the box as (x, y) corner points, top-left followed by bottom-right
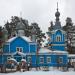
(28, 56), (31, 63)
(59, 57), (63, 63)
(47, 57), (51, 63)
(56, 35), (61, 42)
(16, 47), (23, 52)
(40, 57), (44, 64)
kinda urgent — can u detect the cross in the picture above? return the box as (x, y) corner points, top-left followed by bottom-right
(57, 2), (58, 11)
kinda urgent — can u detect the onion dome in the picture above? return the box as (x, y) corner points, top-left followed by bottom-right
(16, 20), (25, 30)
(55, 10), (60, 17)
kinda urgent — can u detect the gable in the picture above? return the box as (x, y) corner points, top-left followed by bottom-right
(55, 30), (62, 35)
(7, 36), (32, 44)
(10, 37), (29, 44)
(9, 37), (29, 53)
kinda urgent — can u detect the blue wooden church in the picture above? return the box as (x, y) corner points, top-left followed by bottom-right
(0, 3), (68, 71)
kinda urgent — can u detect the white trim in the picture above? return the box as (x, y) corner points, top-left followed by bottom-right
(2, 53), (13, 55)
(7, 36), (32, 43)
(62, 34), (63, 41)
(35, 44), (37, 53)
(9, 43), (10, 53)
(51, 30), (66, 34)
(7, 57), (11, 60)
(40, 57), (44, 64)
(29, 43), (30, 53)
(47, 57), (51, 63)
(56, 35), (61, 42)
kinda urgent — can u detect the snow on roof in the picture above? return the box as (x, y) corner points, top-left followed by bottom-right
(8, 58), (17, 63)
(13, 52), (26, 56)
(38, 48), (68, 54)
(18, 52), (26, 56)
(68, 54), (75, 57)
(38, 47), (52, 53)
(53, 50), (68, 54)
(7, 36), (32, 43)
(21, 36), (32, 42)
(7, 37), (17, 42)
(21, 59), (26, 62)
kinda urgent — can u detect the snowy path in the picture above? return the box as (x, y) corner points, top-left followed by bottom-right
(0, 71), (75, 75)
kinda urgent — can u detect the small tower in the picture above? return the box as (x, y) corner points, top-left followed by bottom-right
(31, 26), (36, 42)
(47, 3), (66, 51)
(16, 18), (25, 36)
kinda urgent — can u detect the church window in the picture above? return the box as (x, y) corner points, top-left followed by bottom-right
(56, 35), (61, 42)
(16, 47), (23, 52)
(40, 57), (44, 64)
(47, 57), (51, 63)
(57, 57), (63, 63)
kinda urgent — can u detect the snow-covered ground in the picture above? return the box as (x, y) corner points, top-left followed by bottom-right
(0, 70), (75, 75)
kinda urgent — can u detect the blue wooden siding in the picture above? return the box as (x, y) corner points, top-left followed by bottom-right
(1, 55), (11, 65)
(3, 45), (9, 53)
(49, 30), (65, 51)
(14, 56), (22, 62)
(0, 54), (68, 67)
(51, 46), (65, 51)
(10, 37), (29, 53)
(30, 44), (36, 53)
(26, 54), (68, 67)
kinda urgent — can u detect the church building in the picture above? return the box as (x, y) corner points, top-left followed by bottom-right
(0, 3), (68, 72)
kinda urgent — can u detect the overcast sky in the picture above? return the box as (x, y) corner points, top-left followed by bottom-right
(0, 0), (75, 33)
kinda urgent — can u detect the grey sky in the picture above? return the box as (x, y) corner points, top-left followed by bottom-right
(0, 0), (75, 33)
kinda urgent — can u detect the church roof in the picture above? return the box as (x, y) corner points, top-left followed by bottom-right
(68, 54), (75, 58)
(21, 59), (26, 62)
(7, 37), (17, 43)
(6, 36), (32, 43)
(50, 29), (66, 34)
(53, 50), (68, 54)
(38, 47), (52, 53)
(8, 58), (17, 63)
(38, 47), (68, 54)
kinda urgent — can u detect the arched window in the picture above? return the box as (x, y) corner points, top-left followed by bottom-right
(56, 35), (61, 42)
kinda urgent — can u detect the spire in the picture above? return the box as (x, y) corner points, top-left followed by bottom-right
(55, 2), (60, 22)
(57, 2), (58, 11)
